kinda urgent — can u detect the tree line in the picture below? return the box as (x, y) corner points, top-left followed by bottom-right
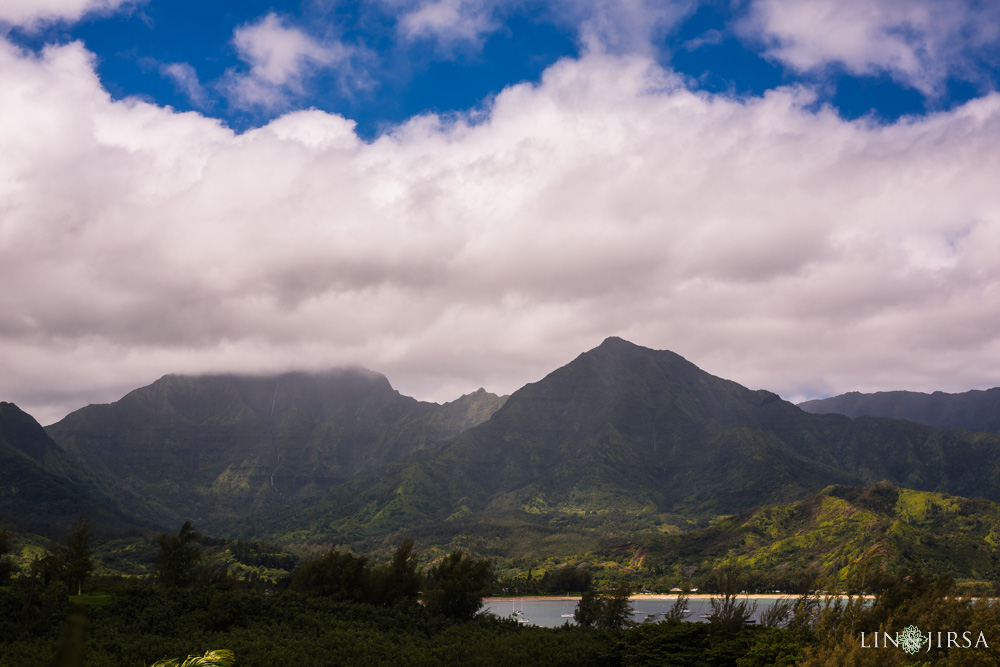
(6, 518), (1000, 665)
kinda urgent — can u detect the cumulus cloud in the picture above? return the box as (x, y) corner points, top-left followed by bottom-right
(222, 13), (358, 110)
(0, 0), (135, 30)
(3, 36), (1000, 425)
(742, 0), (1000, 94)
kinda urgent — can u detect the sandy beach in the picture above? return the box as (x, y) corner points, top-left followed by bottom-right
(486, 593), (877, 602)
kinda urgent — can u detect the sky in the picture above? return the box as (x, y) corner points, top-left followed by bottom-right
(2, 0), (1000, 425)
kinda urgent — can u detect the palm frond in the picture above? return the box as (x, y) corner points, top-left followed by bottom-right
(151, 649), (236, 667)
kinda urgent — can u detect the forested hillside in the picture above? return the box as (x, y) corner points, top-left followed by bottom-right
(0, 402), (149, 538)
(44, 371), (505, 530)
(254, 339), (1000, 557)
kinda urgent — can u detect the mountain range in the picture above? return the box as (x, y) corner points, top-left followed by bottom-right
(43, 369), (505, 532)
(258, 338), (1000, 550)
(799, 388), (1000, 434)
(4, 337), (1000, 581)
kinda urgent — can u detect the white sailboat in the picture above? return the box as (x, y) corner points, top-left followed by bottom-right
(511, 599), (531, 624)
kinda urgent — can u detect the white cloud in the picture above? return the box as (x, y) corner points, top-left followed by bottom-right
(570, 0), (697, 55)
(160, 62), (208, 107)
(0, 0), (135, 30)
(742, 0), (1000, 94)
(3, 37), (1000, 425)
(387, 0), (695, 54)
(223, 13), (356, 110)
(397, 0), (499, 46)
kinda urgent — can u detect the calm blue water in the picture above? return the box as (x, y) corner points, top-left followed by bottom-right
(482, 597), (788, 628)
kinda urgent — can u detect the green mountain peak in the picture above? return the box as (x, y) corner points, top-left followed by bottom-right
(43, 369), (506, 531)
(276, 338), (1000, 552)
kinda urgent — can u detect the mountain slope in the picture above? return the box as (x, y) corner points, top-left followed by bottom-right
(44, 370), (505, 530)
(0, 402), (148, 538)
(270, 338), (1000, 549)
(799, 388), (1000, 434)
(645, 483), (1000, 584)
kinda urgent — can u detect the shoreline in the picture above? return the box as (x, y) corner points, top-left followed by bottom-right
(485, 593), (878, 602)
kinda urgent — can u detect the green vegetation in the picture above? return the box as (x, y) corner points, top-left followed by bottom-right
(9, 339), (1000, 594)
(3, 561), (999, 665)
(228, 338), (1000, 568)
(705, 560), (758, 633)
(64, 514), (94, 596)
(42, 372), (506, 533)
(641, 483), (1000, 593)
(574, 584), (634, 630)
(9, 339), (1000, 662)
(3, 513), (99, 614)
(1, 402), (144, 540)
(15, 338), (1000, 559)
(8, 481), (1000, 601)
(228, 539), (298, 571)
(0, 525), (14, 584)
(156, 521), (203, 588)
(422, 550), (493, 620)
(67, 592), (112, 606)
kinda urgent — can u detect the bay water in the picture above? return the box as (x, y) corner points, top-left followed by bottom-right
(482, 597), (791, 628)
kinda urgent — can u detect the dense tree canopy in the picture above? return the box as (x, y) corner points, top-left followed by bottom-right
(290, 549), (369, 601)
(422, 551), (492, 621)
(368, 539), (421, 607)
(540, 565), (592, 594)
(289, 539), (423, 609)
(156, 521), (202, 588)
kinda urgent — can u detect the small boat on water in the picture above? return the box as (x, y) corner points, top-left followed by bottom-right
(511, 600), (531, 624)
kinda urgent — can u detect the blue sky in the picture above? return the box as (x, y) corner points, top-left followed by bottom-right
(6, 0), (997, 137)
(3, 0), (1000, 423)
